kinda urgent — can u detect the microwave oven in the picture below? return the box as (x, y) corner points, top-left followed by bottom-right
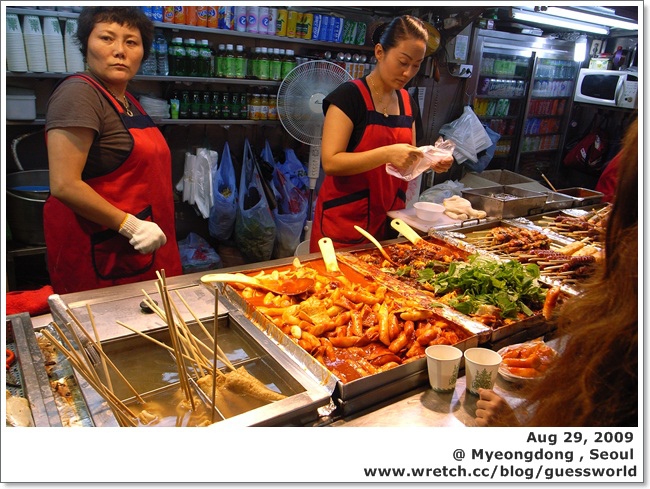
(574, 68), (638, 109)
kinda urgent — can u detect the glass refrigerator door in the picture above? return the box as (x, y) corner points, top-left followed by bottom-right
(516, 57), (580, 179)
(472, 48), (533, 171)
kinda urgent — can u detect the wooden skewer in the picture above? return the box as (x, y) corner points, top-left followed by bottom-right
(211, 285), (219, 424)
(86, 303), (113, 394)
(115, 320), (218, 375)
(174, 290), (236, 371)
(156, 272), (195, 410)
(64, 310), (145, 403)
(40, 329), (137, 426)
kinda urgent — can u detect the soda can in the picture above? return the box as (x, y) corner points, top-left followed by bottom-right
(342, 19), (355, 44)
(246, 6), (259, 34)
(218, 6), (234, 30)
(267, 8), (277, 36)
(140, 6), (152, 19)
(259, 6), (269, 35)
(355, 21), (367, 45)
(276, 8), (288, 36)
(331, 16), (344, 43)
(319, 15), (330, 41)
(311, 13), (322, 40)
(234, 5), (247, 32)
(173, 6), (185, 24)
(326, 15), (336, 42)
(152, 6), (163, 22)
(196, 6), (207, 27)
(302, 13), (313, 40)
(287, 9), (298, 38)
(186, 6), (197, 26)
(206, 7), (218, 28)
(163, 6), (174, 23)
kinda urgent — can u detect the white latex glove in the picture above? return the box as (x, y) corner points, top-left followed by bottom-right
(118, 213), (167, 254)
(443, 196), (487, 219)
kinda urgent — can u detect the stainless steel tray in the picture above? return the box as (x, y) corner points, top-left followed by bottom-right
(462, 185), (548, 219)
(9, 293), (332, 427)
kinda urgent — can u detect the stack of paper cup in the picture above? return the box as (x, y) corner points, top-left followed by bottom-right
(22, 15), (47, 72)
(64, 18), (85, 73)
(6, 14), (28, 72)
(43, 16), (66, 73)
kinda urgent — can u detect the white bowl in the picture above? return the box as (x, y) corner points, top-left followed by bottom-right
(413, 201), (444, 221)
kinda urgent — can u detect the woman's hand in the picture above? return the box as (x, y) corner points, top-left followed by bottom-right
(475, 388), (520, 427)
(385, 143), (424, 174)
(430, 153), (454, 173)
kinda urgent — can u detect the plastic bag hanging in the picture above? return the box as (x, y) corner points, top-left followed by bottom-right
(209, 141), (238, 241)
(234, 138), (276, 262)
(272, 166), (308, 258)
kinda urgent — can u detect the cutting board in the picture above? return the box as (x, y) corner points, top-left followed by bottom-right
(387, 207), (461, 233)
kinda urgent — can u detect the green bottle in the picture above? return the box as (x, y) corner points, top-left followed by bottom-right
(224, 43), (235, 79)
(235, 44), (247, 79)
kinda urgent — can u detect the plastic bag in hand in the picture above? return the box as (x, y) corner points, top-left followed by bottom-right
(385, 137), (456, 181)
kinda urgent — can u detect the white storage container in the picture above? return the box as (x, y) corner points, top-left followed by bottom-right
(7, 87), (36, 120)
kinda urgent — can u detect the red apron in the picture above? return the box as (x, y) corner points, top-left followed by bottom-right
(310, 78), (413, 252)
(44, 74), (182, 294)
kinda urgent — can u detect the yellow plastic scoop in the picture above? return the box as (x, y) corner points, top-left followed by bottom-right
(354, 225), (398, 266)
(201, 272), (315, 296)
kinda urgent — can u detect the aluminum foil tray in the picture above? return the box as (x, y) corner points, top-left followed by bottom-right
(217, 257), (482, 416)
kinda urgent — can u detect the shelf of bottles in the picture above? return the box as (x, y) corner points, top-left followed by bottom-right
(520, 58), (577, 155)
(474, 52), (531, 160)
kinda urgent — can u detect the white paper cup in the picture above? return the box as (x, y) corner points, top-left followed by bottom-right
(464, 347), (502, 395)
(42, 16), (62, 36)
(426, 345), (462, 392)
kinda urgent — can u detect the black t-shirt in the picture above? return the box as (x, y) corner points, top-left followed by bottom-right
(323, 77), (423, 151)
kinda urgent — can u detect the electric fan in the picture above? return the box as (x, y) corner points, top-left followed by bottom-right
(277, 60), (352, 244)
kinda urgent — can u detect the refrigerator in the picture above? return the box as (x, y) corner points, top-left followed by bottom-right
(467, 29), (579, 180)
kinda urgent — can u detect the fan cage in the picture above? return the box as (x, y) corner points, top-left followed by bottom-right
(277, 60), (352, 146)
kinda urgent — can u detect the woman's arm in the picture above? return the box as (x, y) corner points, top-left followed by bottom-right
(320, 104), (423, 176)
(47, 127), (127, 231)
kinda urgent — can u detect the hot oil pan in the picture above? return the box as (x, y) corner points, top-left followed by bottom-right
(8, 285), (331, 427)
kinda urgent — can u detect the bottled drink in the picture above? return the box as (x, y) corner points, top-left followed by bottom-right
(216, 44), (226, 78)
(208, 42), (216, 77)
(185, 38), (199, 77)
(140, 44), (157, 75)
(258, 47), (270, 81)
(250, 47), (261, 79)
(235, 44), (247, 79)
(224, 44), (236, 78)
(201, 91), (211, 118)
(249, 93), (261, 120)
(230, 92), (241, 119)
(179, 90), (190, 118)
(221, 91), (231, 119)
(239, 93), (248, 119)
(169, 37), (186, 76)
(260, 93), (269, 120)
(211, 91), (221, 119)
(270, 48), (282, 81)
(190, 91), (201, 118)
(154, 30), (169, 76)
(268, 94), (277, 120)
(281, 49), (297, 79)
(198, 40), (211, 77)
